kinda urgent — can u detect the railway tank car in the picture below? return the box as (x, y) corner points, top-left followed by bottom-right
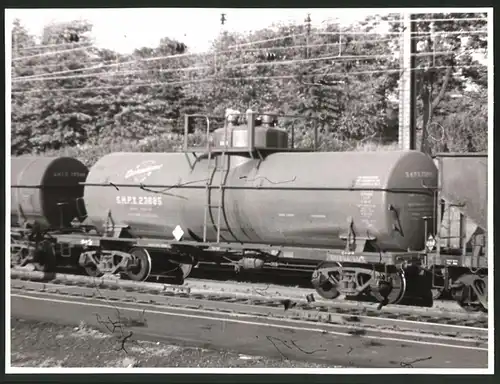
(83, 148), (437, 257)
(10, 156), (89, 270)
(9, 109), (488, 311)
(76, 109), (483, 308)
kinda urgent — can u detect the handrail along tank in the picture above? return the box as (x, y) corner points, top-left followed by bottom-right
(11, 156), (89, 230)
(83, 111), (438, 254)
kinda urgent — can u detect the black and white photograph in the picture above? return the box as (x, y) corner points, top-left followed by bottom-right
(5, 6), (493, 374)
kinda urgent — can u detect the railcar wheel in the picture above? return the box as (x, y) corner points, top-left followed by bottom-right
(451, 275), (488, 312)
(83, 257), (104, 278)
(450, 284), (479, 312)
(311, 262), (341, 300)
(127, 247), (152, 282)
(314, 282), (340, 300)
(370, 272), (406, 305)
(32, 240), (56, 272)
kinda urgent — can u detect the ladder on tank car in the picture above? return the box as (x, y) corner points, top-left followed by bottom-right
(202, 120), (230, 243)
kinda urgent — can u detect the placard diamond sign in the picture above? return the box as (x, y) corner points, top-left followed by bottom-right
(172, 225), (184, 241)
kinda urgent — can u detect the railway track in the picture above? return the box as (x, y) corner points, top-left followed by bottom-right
(9, 269), (489, 368)
(10, 269), (488, 331)
(14, 265), (485, 315)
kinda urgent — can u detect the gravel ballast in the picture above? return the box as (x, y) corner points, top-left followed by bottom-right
(10, 317), (343, 368)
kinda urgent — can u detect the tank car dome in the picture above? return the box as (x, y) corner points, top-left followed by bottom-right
(214, 109), (288, 150)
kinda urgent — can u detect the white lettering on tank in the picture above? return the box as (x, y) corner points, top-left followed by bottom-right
(357, 190), (376, 227)
(124, 160), (164, 183)
(353, 176), (381, 188)
(405, 171), (434, 178)
(53, 171), (87, 178)
(115, 195), (163, 206)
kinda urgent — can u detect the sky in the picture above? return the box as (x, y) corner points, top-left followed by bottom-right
(7, 8), (394, 53)
(6, 7), (489, 65)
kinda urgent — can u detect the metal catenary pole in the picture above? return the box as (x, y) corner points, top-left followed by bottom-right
(398, 12), (417, 150)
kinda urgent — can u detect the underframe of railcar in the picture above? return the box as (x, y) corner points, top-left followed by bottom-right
(10, 223), (487, 312)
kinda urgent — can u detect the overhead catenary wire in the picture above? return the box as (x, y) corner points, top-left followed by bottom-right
(11, 50), (209, 80)
(223, 18), (487, 47)
(10, 40), (383, 72)
(228, 33), (309, 49)
(13, 58), (109, 71)
(14, 39), (95, 52)
(11, 49), (481, 83)
(315, 29), (487, 37)
(316, 13), (441, 21)
(10, 17), (486, 77)
(402, 16), (487, 23)
(10, 16), (487, 98)
(12, 26), (485, 78)
(221, 38), (396, 53)
(10, 32), (416, 69)
(318, 16), (487, 24)
(11, 64), (483, 94)
(11, 37), (397, 75)
(11, 30), (484, 78)
(12, 45), (95, 61)
(17, 50), (396, 81)
(12, 65), (212, 82)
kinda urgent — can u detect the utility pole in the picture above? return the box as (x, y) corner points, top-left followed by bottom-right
(214, 13), (226, 74)
(398, 12), (417, 150)
(420, 21), (436, 154)
(305, 13), (311, 59)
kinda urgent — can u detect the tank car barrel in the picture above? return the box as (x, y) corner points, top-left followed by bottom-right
(83, 150), (438, 252)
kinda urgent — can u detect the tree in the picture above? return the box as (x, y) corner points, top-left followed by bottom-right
(11, 13), (488, 161)
(11, 20), (98, 153)
(189, 18), (401, 150)
(387, 12), (488, 153)
(10, 19), (193, 156)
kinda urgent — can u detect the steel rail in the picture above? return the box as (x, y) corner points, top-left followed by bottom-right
(10, 270), (487, 328)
